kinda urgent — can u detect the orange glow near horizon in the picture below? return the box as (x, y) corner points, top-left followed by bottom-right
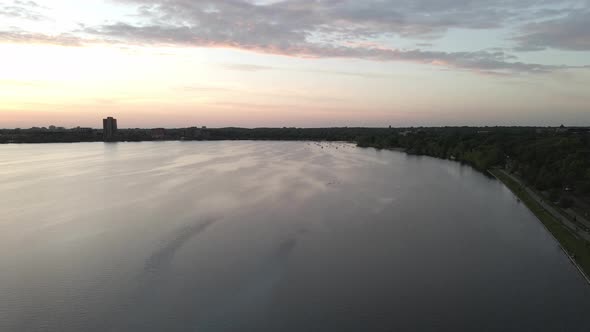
(2, 42), (590, 128)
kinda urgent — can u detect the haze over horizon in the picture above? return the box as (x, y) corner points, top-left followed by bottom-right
(1, 0), (590, 128)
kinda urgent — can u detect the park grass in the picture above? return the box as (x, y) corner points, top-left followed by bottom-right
(489, 169), (590, 281)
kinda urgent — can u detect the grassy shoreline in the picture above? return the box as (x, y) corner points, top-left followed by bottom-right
(489, 169), (590, 283)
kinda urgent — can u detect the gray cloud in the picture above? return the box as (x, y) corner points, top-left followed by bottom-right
(514, 10), (590, 51)
(0, 0), (45, 21)
(75, 0), (589, 74)
(83, 21), (585, 74)
(4, 0), (590, 74)
(107, 0), (573, 40)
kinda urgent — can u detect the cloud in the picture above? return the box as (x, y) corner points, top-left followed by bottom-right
(105, 0), (574, 41)
(4, 0), (590, 74)
(0, 0), (45, 21)
(74, 0), (588, 74)
(514, 10), (590, 51)
(83, 22), (585, 74)
(0, 30), (83, 46)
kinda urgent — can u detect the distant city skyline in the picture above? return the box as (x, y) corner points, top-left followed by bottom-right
(1, 0), (590, 128)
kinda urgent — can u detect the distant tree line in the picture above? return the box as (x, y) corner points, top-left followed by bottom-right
(356, 127), (590, 197)
(2, 125), (589, 198)
(0, 127), (391, 143)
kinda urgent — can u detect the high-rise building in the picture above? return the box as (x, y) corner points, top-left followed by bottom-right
(103, 117), (118, 141)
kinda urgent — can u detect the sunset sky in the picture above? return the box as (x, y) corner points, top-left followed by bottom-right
(1, 0), (589, 128)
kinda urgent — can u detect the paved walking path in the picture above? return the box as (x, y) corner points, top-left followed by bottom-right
(497, 169), (590, 242)
(493, 169), (590, 285)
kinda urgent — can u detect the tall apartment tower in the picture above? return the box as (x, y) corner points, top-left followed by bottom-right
(103, 117), (118, 141)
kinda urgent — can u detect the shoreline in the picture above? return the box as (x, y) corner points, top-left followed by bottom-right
(488, 169), (590, 285)
(3, 139), (589, 284)
(0, 138), (359, 145)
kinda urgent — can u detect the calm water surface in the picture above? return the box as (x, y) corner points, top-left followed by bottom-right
(1, 141), (589, 331)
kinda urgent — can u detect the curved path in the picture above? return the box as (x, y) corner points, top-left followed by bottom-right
(497, 169), (590, 242)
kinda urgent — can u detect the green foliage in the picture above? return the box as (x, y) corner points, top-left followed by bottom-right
(549, 189), (561, 202)
(560, 196), (574, 209)
(356, 127), (590, 195)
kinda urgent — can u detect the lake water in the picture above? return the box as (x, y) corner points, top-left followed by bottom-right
(1, 141), (589, 331)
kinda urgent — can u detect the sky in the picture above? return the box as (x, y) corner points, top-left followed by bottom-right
(1, 0), (590, 128)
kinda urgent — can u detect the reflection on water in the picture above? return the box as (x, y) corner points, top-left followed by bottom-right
(0, 141), (589, 331)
